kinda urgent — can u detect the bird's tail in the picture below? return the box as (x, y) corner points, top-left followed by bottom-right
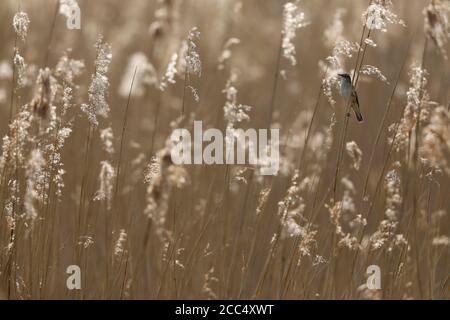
(351, 91), (363, 122)
(355, 109), (363, 122)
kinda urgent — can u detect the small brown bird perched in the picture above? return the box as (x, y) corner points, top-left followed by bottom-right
(338, 73), (363, 122)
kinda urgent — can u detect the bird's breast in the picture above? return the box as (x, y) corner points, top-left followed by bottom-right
(340, 82), (351, 98)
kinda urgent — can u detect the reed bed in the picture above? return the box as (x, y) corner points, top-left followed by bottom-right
(0, 0), (448, 299)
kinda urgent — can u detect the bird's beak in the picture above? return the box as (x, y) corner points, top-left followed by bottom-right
(338, 73), (344, 77)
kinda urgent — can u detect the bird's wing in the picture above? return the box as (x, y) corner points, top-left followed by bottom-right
(352, 89), (359, 107)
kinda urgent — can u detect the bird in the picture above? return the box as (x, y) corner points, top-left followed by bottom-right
(338, 73), (363, 122)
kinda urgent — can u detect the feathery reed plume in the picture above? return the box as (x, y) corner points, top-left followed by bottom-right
(55, 51), (85, 86)
(55, 52), (84, 119)
(100, 127), (115, 155)
(278, 171), (305, 239)
(324, 9), (346, 48)
(114, 229), (128, 259)
(12, 50), (26, 90)
(277, 171), (321, 263)
(267, 0), (308, 126)
(94, 161), (115, 210)
(144, 141), (190, 237)
(346, 141), (363, 171)
(183, 27), (202, 78)
(223, 70), (251, 130)
(393, 66), (430, 153)
(0, 106), (32, 173)
(52, 127), (72, 198)
(359, 64), (389, 83)
(119, 52), (157, 97)
(424, 0), (450, 59)
(13, 12), (30, 41)
(420, 105), (450, 174)
(24, 149), (46, 222)
(180, 27), (202, 107)
(363, 0), (405, 32)
(281, 1), (309, 66)
(9, 9), (29, 122)
(328, 176), (365, 251)
(370, 163), (407, 251)
(159, 53), (178, 91)
(217, 38), (240, 71)
(202, 267), (218, 299)
(81, 35), (112, 126)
